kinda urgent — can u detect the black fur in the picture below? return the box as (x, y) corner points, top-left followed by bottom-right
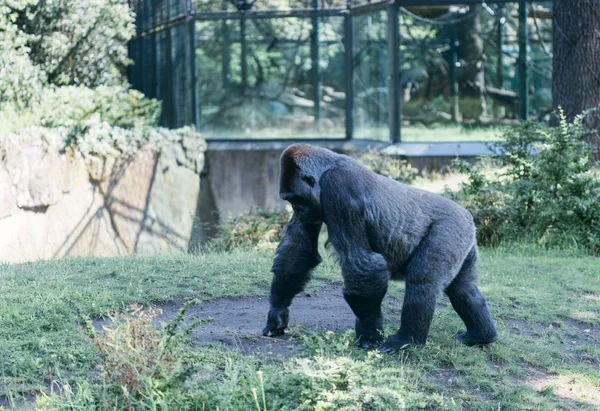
(262, 144), (497, 352)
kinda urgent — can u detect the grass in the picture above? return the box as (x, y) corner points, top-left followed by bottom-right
(202, 124), (504, 143)
(400, 125), (504, 143)
(1, 246), (599, 409)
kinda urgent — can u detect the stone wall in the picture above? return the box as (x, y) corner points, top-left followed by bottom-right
(0, 130), (214, 264)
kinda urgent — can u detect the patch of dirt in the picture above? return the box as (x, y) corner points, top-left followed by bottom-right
(501, 317), (600, 366)
(93, 285), (348, 357)
(164, 284), (357, 357)
(504, 319), (540, 338)
(563, 318), (600, 340)
(525, 369), (600, 409)
(92, 284), (450, 358)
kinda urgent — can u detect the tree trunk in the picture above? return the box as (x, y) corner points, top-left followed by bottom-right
(552, 0), (600, 160)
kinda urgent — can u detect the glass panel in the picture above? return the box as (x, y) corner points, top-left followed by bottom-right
(528, 1), (552, 120)
(353, 10), (389, 141)
(485, 2), (518, 125)
(399, 4), (507, 142)
(195, 16), (346, 139)
(192, 0), (348, 11)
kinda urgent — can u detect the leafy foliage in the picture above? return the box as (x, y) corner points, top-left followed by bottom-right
(33, 86), (160, 130)
(0, 0), (163, 153)
(210, 208), (293, 252)
(0, 0), (134, 108)
(0, 0), (191, 181)
(354, 149), (418, 184)
(449, 110), (600, 253)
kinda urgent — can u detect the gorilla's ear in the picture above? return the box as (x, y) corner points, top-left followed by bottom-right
(301, 175), (316, 187)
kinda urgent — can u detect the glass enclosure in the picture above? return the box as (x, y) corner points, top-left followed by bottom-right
(127, 0), (554, 142)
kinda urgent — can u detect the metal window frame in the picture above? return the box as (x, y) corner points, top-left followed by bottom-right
(128, 0), (538, 143)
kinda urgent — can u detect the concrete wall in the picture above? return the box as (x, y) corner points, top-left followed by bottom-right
(206, 149), (284, 218)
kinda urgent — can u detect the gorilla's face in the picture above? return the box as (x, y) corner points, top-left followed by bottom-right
(281, 173), (322, 224)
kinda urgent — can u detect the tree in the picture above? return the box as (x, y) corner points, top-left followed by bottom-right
(552, 0), (600, 159)
(1, 0), (134, 108)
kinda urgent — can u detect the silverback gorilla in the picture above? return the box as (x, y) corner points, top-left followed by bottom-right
(262, 144), (497, 353)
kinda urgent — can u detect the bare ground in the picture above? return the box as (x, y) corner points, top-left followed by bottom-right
(91, 284), (599, 363)
(93, 284), (413, 357)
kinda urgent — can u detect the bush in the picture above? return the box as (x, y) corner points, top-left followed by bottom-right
(1, 0), (161, 149)
(209, 208), (292, 252)
(33, 86), (160, 130)
(0, 0), (134, 108)
(449, 109), (600, 253)
(354, 149), (417, 184)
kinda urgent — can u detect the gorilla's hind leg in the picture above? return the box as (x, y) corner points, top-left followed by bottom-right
(378, 223), (473, 354)
(445, 246), (498, 346)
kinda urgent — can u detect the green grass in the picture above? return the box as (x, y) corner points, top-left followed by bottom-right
(401, 125), (504, 143)
(202, 124), (504, 142)
(1, 247), (599, 409)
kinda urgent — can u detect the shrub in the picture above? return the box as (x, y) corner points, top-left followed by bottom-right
(210, 208), (292, 252)
(449, 109), (600, 253)
(0, 0), (134, 107)
(34, 86), (160, 130)
(1, 0), (160, 150)
(354, 149), (417, 184)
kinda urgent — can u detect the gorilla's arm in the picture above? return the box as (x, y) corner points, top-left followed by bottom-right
(263, 215), (322, 336)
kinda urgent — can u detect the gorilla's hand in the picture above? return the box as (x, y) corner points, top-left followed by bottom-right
(262, 306), (289, 337)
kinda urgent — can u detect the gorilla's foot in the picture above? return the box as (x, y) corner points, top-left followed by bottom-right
(377, 334), (416, 354)
(453, 330), (497, 346)
(353, 328), (383, 350)
(262, 306), (289, 337)
(353, 335), (382, 350)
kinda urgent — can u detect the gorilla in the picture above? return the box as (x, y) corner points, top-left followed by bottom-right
(262, 144), (497, 353)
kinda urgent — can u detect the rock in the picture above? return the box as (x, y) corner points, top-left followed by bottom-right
(135, 163), (200, 254)
(322, 86), (345, 100)
(279, 93), (314, 108)
(0, 166), (17, 219)
(103, 149), (158, 252)
(0, 127), (209, 263)
(171, 142), (188, 167)
(264, 101), (290, 119)
(3, 135), (65, 209)
(317, 118), (335, 130)
(434, 111), (453, 122)
(182, 134), (207, 153)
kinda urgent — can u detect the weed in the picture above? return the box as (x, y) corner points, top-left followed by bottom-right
(0, 249), (598, 409)
(37, 301), (203, 409)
